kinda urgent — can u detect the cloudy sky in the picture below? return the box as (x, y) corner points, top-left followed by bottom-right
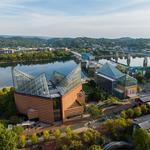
(0, 0), (150, 38)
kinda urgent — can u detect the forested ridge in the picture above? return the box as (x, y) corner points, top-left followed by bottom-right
(0, 36), (150, 50)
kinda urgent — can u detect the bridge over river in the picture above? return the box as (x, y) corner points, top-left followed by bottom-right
(111, 59), (150, 73)
(70, 50), (150, 73)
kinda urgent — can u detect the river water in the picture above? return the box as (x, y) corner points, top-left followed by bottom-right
(111, 56), (150, 67)
(0, 60), (77, 88)
(0, 57), (150, 88)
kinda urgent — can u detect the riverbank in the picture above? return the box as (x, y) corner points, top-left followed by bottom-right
(0, 57), (72, 68)
(0, 59), (78, 88)
(0, 50), (71, 64)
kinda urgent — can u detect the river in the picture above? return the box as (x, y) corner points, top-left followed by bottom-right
(0, 60), (77, 88)
(0, 56), (150, 88)
(111, 56), (150, 67)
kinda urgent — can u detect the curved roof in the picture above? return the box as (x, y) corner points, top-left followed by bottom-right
(97, 63), (124, 79)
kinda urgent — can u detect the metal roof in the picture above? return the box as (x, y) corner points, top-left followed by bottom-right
(139, 95), (150, 103)
(97, 63), (124, 79)
(117, 74), (137, 86)
(134, 114), (150, 131)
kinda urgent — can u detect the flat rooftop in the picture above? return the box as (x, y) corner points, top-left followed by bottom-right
(133, 114), (150, 131)
(139, 95), (150, 103)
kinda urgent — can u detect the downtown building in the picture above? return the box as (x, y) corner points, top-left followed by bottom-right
(12, 65), (85, 123)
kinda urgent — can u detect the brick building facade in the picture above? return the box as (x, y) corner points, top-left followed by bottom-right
(13, 65), (85, 123)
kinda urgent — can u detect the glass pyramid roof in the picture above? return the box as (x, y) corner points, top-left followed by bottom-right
(117, 74), (137, 86)
(56, 64), (81, 95)
(12, 69), (50, 97)
(12, 64), (82, 97)
(52, 71), (65, 85)
(97, 63), (124, 79)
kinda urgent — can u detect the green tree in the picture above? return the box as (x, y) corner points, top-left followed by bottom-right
(89, 80), (96, 87)
(103, 118), (133, 140)
(88, 145), (103, 150)
(65, 127), (72, 140)
(82, 129), (101, 145)
(126, 108), (134, 118)
(110, 97), (119, 104)
(120, 111), (127, 119)
(2, 88), (8, 93)
(43, 130), (50, 141)
(13, 126), (24, 136)
(53, 128), (61, 140)
(134, 107), (142, 117)
(19, 135), (26, 148)
(135, 72), (144, 83)
(72, 132), (80, 140)
(141, 104), (148, 114)
(0, 124), (17, 150)
(0, 88), (18, 120)
(30, 133), (38, 145)
(62, 145), (68, 150)
(70, 140), (83, 149)
(88, 104), (102, 119)
(133, 128), (150, 150)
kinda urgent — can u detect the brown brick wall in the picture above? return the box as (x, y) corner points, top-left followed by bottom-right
(65, 106), (84, 118)
(14, 93), (54, 123)
(61, 84), (83, 121)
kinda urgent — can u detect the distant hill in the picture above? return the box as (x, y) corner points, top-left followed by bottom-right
(0, 35), (150, 51)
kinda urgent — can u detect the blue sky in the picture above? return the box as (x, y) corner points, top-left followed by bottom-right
(0, 0), (150, 38)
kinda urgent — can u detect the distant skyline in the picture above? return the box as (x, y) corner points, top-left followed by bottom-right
(0, 0), (150, 38)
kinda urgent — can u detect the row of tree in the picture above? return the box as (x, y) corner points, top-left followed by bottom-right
(0, 50), (71, 63)
(120, 104), (148, 119)
(1, 112), (150, 150)
(17, 127), (104, 150)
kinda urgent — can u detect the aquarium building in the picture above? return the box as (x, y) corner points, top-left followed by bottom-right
(95, 63), (138, 99)
(12, 65), (85, 123)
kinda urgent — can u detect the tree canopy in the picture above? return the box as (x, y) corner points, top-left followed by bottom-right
(133, 128), (150, 150)
(0, 123), (17, 150)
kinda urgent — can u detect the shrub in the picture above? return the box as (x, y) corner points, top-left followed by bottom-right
(134, 107), (142, 117)
(140, 104), (148, 114)
(19, 135), (26, 148)
(53, 128), (61, 140)
(43, 130), (50, 141)
(65, 127), (72, 139)
(31, 133), (38, 145)
(126, 108), (134, 118)
(88, 145), (103, 150)
(120, 111), (127, 119)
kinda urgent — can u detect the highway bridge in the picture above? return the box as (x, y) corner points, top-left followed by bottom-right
(70, 50), (81, 58)
(70, 50), (150, 73)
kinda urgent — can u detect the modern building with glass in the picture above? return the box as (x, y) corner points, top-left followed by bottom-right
(12, 65), (85, 123)
(95, 63), (138, 99)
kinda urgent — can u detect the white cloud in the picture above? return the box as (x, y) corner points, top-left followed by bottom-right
(0, 0), (150, 37)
